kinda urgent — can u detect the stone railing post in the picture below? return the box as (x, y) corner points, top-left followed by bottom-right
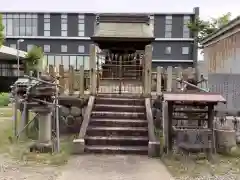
(144, 45), (152, 96)
(79, 65), (84, 97)
(156, 66), (162, 96)
(89, 44), (97, 95)
(167, 66), (172, 92)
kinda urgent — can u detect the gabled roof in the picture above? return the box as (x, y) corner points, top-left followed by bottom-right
(201, 16), (240, 45)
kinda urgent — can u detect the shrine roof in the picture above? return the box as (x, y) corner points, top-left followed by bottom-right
(92, 22), (154, 39)
(163, 92), (226, 103)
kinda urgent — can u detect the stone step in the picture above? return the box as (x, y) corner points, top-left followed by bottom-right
(91, 111), (146, 119)
(89, 118), (148, 127)
(93, 104), (145, 112)
(85, 136), (148, 146)
(84, 145), (148, 155)
(86, 126), (148, 136)
(95, 97), (145, 106)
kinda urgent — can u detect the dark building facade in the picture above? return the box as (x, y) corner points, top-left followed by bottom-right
(1, 7), (199, 71)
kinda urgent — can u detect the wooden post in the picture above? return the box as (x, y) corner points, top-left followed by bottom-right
(167, 66), (172, 92)
(89, 44), (97, 95)
(48, 65), (55, 77)
(68, 65), (74, 95)
(144, 45), (152, 96)
(59, 64), (65, 94)
(79, 65), (84, 97)
(175, 66), (182, 89)
(156, 66), (162, 96)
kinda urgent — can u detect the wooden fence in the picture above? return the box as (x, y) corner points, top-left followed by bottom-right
(44, 64), (207, 96)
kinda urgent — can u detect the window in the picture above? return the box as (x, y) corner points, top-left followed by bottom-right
(27, 44), (33, 51)
(47, 56), (55, 65)
(2, 13), (38, 36)
(44, 14), (51, 36)
(182, 47), (189, 54)
(165, 47), (171, 54)
(44, 45), (50, 52)
(61, 45), (68, 53)
(62, 56), (70, 70)
(10, 44), (16, 49)
(78, 14), (85, 37)
(61, 14), (68, 37)
(183, 15), (190, 38)
(165, 15), (172, 38)
(70, 56), (77, 68)
(78, 45), (85, 53)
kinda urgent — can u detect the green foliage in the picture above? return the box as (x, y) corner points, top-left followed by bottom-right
(0, 14), (5, 46)
(25, 45), (44, 73)
(0, 93), (10, 107)
(188, 12), (232, 47)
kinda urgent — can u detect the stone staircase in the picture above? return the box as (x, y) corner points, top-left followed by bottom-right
(84, 95), (149, 155)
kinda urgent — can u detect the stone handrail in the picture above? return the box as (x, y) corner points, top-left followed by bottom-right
(145, 98), (160, 157)
(78, 95), (95, 138)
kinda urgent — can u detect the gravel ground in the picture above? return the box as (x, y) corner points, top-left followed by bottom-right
(0, 154), (62, 180)
(175, 174), (238, 180)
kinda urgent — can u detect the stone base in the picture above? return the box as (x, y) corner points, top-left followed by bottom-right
(29, 141), (53, 153)
(72, 139), (85, 154)
(148, 141), (160, 157)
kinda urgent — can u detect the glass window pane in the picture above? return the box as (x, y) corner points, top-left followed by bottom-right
(78, 24), (84, 31)
(61, 23), (67, 31)
(44, 30), (50, 36)
(62, 56), (69, 70)
(55, 56), (62, 67)
(61, 31), (67, 36)
(78, 19), (84, 24)
(61, 14), (67, 19)
(13, 18), (20, 36)
(78, 15), (84, 19)
(182, 47), (189, 54)
(78, 45), (85, 53)
(78, 31), (84, 37)
(44, 23), (50, 30)
(70, 56), (76, 69)
(84, 56), (89, 70)
(32, 14), (38, 18)
(27, 44), (33, 51)
(165, 24), (172, 31)
(166, 15), (172, 20)
(165, 32), (171, 38)
(10, 44), (16, 49)
(77, 56), (84, 67)
(44, 14), (50, 19)
(48, 56), (55, 65)
(13, 14), (19, 18)
(44, 45), (50, 52)
(19, 19), (26, 36)
(165, 47), (171, 54)
(183, 32), (190, 38)
(61, 45), (67, 52)
(6, 19), (13, 36)
(26, 14), (32, 18)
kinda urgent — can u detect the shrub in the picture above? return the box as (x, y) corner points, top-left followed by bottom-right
(0, 92), (10, 107)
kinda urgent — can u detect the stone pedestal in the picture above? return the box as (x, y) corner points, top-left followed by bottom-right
(38, 113), (52, 143)
(30, 109), (53, 153)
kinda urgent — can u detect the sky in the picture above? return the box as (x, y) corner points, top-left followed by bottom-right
(1, 0), (239, 60)
(1, 0), (239, 20)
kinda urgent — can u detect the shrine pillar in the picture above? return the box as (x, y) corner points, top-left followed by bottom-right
(144, 44), (152, 96)
(89, 44), (97, 95)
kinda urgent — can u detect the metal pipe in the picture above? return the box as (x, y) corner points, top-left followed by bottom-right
(17, 39), (24, 77)
(176, 78), (209, 92)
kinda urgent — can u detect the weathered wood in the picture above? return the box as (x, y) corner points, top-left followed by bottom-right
(79, 65), (84, 97)
(68, 66), (74, 95)
(156, 66), (162, 96)
(59, 64), (65, 94)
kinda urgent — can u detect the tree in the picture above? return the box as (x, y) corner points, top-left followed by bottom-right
(24, 45), (44, 75)
(188, 12), (232, 48)
(0, 14), (5, 46)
